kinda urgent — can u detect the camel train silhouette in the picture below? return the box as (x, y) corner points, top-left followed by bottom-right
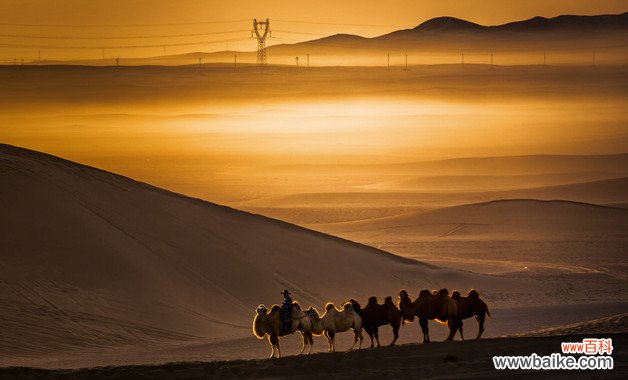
(253, 288), (490, 358)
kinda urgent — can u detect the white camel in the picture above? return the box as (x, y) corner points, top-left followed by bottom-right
(252, 302), (314, 358)
(304, 301), (364, 352)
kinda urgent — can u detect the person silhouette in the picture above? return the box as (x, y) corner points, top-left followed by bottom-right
(281, 289), (292, 333)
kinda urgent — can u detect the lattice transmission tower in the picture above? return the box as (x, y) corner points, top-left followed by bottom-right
(252, 18), (271, 66)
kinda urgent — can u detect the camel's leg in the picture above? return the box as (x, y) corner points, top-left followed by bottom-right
(476, 313), (485, 339)
(373, 327), (381, 348)
(307, 332), (314, 355)
(445, 318), (458, 341)
(269, 335), (280, 358)
(459, 319), (465, 340)
(276, 338), (282, 358)
(323, 331), (332, 352)
(348, 328), (358, 351)
(267, 336), (275, 358)
(389, 323), (399, 346)
(365, 326), (375, 348)
(297, 332), (306, 355)
(358, 329), (364, 349)
(328, 330), (336, 352)
(420, 318), (430, 343)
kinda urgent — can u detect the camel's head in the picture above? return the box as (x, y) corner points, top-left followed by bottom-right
(367, 296), (378, 305)
(398, 289), (409, 301)
(305, 306), (320, 320)
(348, 299), (360, 310)
(437, 288), (449, 297)
(419, 289), (431, 297)
(451, 290), (461, 301)
(256, 304), (268, 316)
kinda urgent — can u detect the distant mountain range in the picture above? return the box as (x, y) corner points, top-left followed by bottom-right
(31, 12), (628, 66)
(271, 12), (628, 53)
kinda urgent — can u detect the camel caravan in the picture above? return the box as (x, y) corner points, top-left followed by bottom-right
(252, 288), (490, 358)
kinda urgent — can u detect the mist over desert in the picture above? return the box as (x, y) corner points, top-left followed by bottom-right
(1, 2), (627, 379)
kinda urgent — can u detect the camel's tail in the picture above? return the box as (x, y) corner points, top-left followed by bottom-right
(486, 306), (491, 319)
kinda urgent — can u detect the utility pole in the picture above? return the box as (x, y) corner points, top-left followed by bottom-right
(252, 18), (271, 67)
(234, 54), (237, 68)
(116, 57), (119, 66)
(198, 57), (201, 67)
(295, 56), (299, 67)
(461, 53), (464, 65)
(307, 53), (309, 67)
(387, 53), (390, 68)
(405, 54), (408, 70)
(21, 58), (24, 65)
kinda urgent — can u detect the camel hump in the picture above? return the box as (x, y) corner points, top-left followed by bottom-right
(325, 302), (336, 311)
(368, 296), (378, 304)
(451, 290), (461, 300)
(437, 288), (449, 297)
(468, 289), (480, 298)
(292, 302), (306, 319)
(384, 296), (393, 304)
(270, 305), (282, 313)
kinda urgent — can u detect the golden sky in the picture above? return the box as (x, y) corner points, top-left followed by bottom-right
(1, 0), (626, 60)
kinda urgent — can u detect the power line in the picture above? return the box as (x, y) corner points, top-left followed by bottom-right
(0, 37), (251, 50)
(273, 29), (327, 37)
(0, 30), (249, 40)
(0, 19), (250, 28)
(274, 19), (406, 28)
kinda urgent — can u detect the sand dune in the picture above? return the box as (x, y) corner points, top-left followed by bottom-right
(0, 144), (534, 366)
(261, 154), (628, 178)
(361, 172), (622, 192)
(319, 199), (628, 240)
(241, 176), (628, 224)
(513, 313), (628, 337)
(314, 199), (628, 283)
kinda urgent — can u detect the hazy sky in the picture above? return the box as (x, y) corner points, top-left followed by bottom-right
(1, 0), (626, 60)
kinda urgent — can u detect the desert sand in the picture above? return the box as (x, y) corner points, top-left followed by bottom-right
(1, 331), (625, 379)
(1, 143), (538, 367)
(1, 144), (627, 373)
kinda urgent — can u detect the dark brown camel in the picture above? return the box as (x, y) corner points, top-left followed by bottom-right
(397, 289), (459, 343)
(451, 289), (491, 339)
(349, 296), (402, 347)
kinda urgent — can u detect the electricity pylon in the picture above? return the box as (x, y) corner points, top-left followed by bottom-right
(252, 18), (271, 67)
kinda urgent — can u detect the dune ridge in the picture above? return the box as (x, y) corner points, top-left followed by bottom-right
(1, 143), (532, 366)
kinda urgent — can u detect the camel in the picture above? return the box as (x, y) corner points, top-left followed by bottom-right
(451, 289), (491, 339)
(349, 296), (402, 348)
(304, 302), (364, 352)
(252, 302), (314, 358)
(397, 289), (459, 343)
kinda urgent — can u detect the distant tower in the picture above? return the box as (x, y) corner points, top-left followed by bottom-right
(252, 18), (271, 67)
